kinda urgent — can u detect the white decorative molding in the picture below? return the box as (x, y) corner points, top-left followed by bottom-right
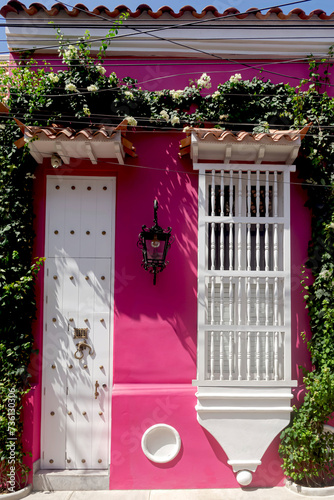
(196, 386), (293, 485)
(26, 129), (125, 165)
(189, 130), (302, 165)
(141, 424), (181, 463)
(3, 11), (334, 60)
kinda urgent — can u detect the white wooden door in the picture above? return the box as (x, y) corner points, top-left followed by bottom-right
(41, 176), (115, 470)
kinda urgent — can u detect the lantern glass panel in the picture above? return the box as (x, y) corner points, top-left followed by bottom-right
(147, 235), (164, 261)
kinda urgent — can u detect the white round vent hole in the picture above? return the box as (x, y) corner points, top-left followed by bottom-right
(141, 424), (181, 463)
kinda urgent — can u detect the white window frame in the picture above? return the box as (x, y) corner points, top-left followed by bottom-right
(193, 163), (296, 387)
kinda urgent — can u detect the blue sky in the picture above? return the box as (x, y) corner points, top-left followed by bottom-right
(0, 0), (333, 55)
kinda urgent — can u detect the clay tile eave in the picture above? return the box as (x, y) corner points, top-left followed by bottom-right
(178, 5), (201, 18)
(201, 5), (219, 17)
(2, 1), (334, 19)
(310, 9), (334, 19)
(0, 0), (25, 17)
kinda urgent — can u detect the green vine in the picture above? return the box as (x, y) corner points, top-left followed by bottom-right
(0, 25), (333, 490)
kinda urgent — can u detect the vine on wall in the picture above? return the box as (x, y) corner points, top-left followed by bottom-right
(0, 28), (333, 490)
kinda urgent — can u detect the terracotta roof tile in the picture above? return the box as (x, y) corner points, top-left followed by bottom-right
(23, 123), (122, 140)
(16, 119), (137, 157)
(179, 124), (312, 158)
(1, 1), (333, 19)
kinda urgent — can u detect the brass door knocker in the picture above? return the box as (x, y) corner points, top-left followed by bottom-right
(74, 341), (93, 360)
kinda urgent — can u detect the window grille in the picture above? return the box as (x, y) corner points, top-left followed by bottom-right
(196, 166), (293, 383)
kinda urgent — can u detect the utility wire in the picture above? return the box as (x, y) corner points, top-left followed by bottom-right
(21, 0), (331, 89)
(1, 111), (333, 137)
(0, 0), (312, 55)
(41, 0), (328, 84)
(25, 149), (334, 190)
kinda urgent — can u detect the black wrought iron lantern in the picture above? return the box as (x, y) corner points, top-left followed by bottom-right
(138, 200), (173, 285)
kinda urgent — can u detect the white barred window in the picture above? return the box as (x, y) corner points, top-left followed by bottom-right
(196, 165), (294, 384)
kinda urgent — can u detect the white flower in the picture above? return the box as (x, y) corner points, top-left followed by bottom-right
(319, 268), (331, 280)
(125, 116), (137, 126)
(65, 83), (78, 92)
(160, 110), (169, 122)
(124, 91), (134, 100)
(109, 72), (117, 82)
(25, 173), (36, 179)
(229, 73), (242, 83)
(96, 64), (106, 75)
(212, 90), (220, 99)
(183, 126), (191, 132)
(63, 45), (78, 62)
(87, 84), (98, 92)
(219, 114), (228, 121)
(197, 73), (212, 89)
(171, 90), (183, 100)
(83, 105), (90, 116)
(48, 72), (59, 83)
(171, 115), (180, 125)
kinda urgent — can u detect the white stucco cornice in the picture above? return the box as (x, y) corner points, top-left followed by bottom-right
(2, 6), (334, 59)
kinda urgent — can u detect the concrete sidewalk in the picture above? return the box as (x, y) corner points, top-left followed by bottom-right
(27, 488), (334, 499)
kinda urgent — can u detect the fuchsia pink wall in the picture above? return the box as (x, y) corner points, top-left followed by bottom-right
(22, 56), (314, 488)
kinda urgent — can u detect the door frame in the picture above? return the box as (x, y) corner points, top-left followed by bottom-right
(40, 175), (116, 470)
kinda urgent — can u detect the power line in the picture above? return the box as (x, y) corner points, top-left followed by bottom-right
(1, 111), (333, 137)
(0, 0), (312, 55)
(43, 0), (329, 84)
(23, 149), (334, 190)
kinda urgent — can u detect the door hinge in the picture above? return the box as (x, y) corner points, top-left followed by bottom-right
(47, 268), (49, 276)
(66, 387), (68, 396)
(46, 296), (48, 304)
(42, 451), (44, 459)
(45, 323), (47, 331)
(44, 387), (46, 395)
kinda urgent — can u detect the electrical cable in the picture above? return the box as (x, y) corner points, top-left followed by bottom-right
(26, 148), (334, 190)
(1, 111), (333, 138)
(0, 0), (313, 55)
(33, 0), (331, 85)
